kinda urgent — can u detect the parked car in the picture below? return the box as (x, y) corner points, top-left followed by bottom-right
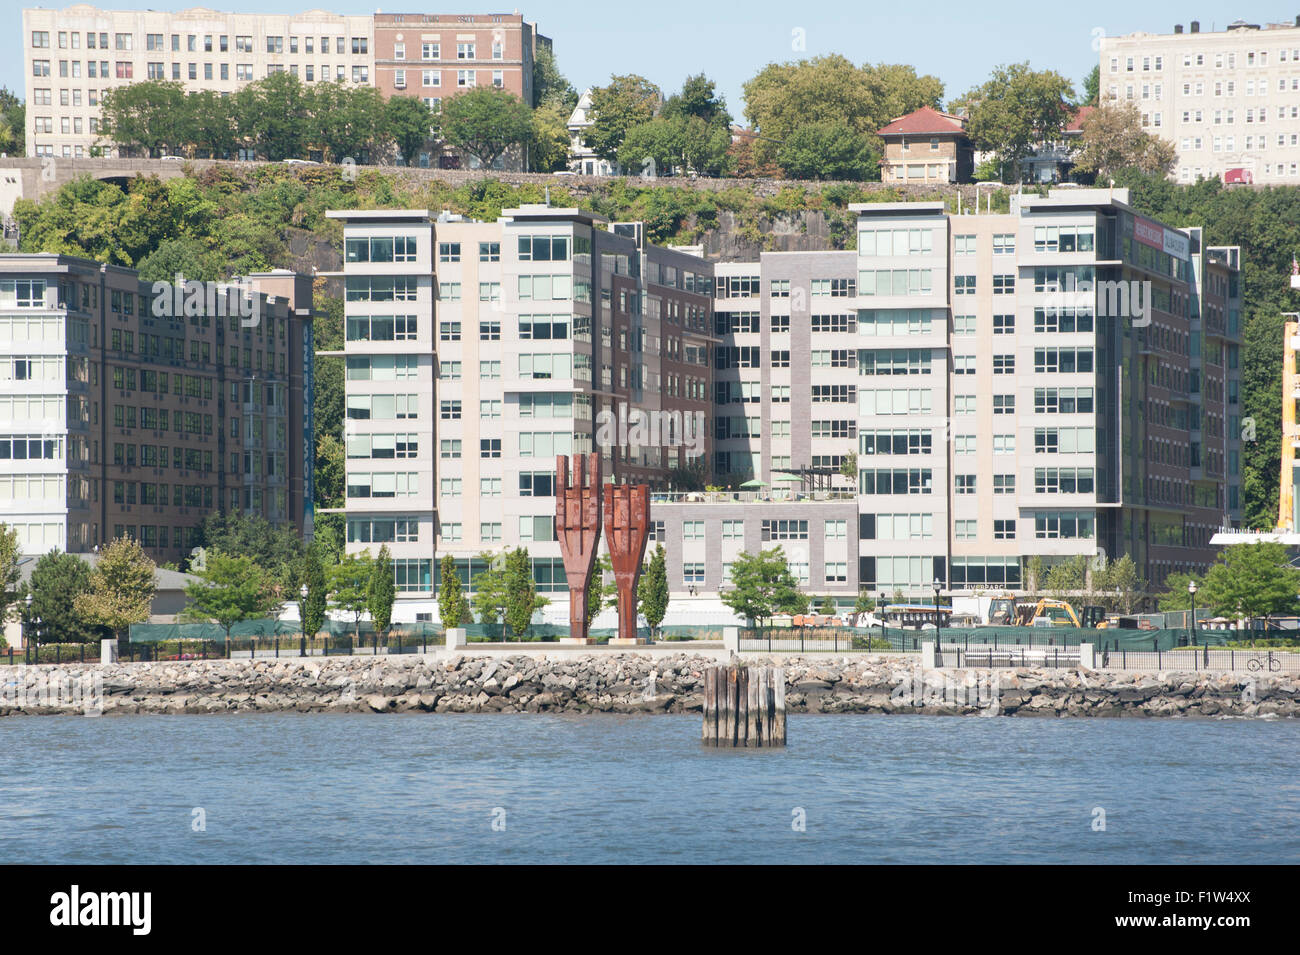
(159, 155), (186, 161)
(1224, 167), (1253, 185)
(281, 158), (320, 166)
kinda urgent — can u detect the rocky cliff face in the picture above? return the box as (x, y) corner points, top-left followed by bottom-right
(2, 654), (1295, 719)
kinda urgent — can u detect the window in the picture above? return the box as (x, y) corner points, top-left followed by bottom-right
(956, 475), (976, 494)
(479, 241), (500, 262)
(993, 519), (1015, 540)
(438, 241), (461, 262)
(993, 354), (1015, 375)
(457, 42), (475, 59)
(993, 313), (1015, 334)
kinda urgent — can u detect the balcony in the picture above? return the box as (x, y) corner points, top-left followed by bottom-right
(651, 489), (856, 505)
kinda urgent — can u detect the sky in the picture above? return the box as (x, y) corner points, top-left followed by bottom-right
(6, 0), (1300, 119)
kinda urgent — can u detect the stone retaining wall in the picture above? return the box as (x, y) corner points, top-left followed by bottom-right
(2, 654), (1296, 718)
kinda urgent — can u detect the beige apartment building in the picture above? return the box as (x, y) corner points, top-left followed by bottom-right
(1101, 17), (1300, 184)
(23, 5), (374, 159)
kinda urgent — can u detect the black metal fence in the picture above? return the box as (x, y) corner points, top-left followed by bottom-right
(1097, 647), (1300, 673)
(1, 631), (448, 666)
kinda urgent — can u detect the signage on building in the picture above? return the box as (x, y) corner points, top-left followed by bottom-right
(1134, 215), (1189, 261)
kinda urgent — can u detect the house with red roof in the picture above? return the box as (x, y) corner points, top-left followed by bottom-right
(877, 106), (974, 184)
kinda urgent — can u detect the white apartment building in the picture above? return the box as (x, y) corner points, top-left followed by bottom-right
(1100, 16), (1300, 184)
(330, 189), (1242, 621)
(328, 206), (714, 616)
(23, 4), (375, 159)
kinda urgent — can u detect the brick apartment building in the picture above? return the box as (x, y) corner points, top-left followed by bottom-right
(0, 254), (315, 562)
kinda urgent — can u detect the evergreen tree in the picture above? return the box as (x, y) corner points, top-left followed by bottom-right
(22, 551), (95, 644)
(438, 554), (467, 629)
(367, 544), (396, 638)
(637, 544), (670, 636)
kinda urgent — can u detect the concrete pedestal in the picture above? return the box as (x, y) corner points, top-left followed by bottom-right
(558, 637), (597, 645)
(607, 637), (649, 646)
(1078, 642), (1096, 670)
(100, 639), (118, 664)
(445, 627), (466, 651)
(919, 640), (942, 669)
(723, 627), (739, 657)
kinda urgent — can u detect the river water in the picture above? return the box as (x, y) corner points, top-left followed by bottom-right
(2, 713), (1295, 864)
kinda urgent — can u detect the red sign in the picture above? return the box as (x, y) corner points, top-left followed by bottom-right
(1133, 216), (1164, 250)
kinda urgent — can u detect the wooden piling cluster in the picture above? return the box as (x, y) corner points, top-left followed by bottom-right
(702, 665), (786, 747)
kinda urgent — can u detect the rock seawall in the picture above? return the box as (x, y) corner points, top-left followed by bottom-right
(3, 654), (1296, 718)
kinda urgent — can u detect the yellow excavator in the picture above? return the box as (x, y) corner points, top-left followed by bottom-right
(986, 595), (1105, 628)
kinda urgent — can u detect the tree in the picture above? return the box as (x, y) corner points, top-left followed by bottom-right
(328, 551), (372, 640)
(367, 545), (396, 638)
(637, 545), (670, 636)
(1092, 554), (1144, 613)
(309, 83), (387, 163)
(1081, 65), (1100, 107)
(76, 536), (157, 642)
(586, 552), (616, 627)
(503, 547), (540, 640)
(182, 550), (276, 642)
(956, 62), (1075, 181)
(617, 117), (684, 176)
(236, 72), (308, 161)
(298, 544), (327, 638)
(529, 101), (573, 173)
(20, 551), (94, 644)
(386, 94), (436, 165)
(438, 554), (468, 629)
(0, 87), (26, 156)
(471, 551), (509, 627)
(531, 44), (577, 110)
(188, 88), (241, 158)
(0, 524), (21, 624)
(851, 589), (876, 626)
(743, 56), (942, 168)
(720, 546), (809, 625)
(839, 452), (858, 483)
(99, 80), (190, 156)
(776, 122), (877, 180)
(1156, 571), (1198, 612)
(583, 74), (661, 163)
(439, 87), (534, 169)
(314, 433), (345, 509)
(663, 73), (731, 127)
(135, 236), (222, 284)
(1071, 99), (1176, 179)
(818, 595), (837, 616)
(194, 511), (304, 592)
(1193, 542), (1300, 625)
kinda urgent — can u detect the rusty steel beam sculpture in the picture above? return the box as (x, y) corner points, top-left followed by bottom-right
(555, 454), (602, 643)
(603, 482), (651, 645)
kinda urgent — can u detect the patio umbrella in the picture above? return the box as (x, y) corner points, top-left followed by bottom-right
(739, 479), (767, 489)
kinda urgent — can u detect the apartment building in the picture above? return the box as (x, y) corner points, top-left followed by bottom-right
(371, 12), (546, 122)
(707, 189), (1240, 600)
(0, 253), (315, 561)
(22, 6), (549, 162)
(331, 189), (1241, 620)
(328, 206), (713, 608)
(1100, 17), (1300, 184)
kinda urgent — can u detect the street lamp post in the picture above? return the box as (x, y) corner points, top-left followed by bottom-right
(300, 583), (309, 657)
(879, 590), (887, 647)
(22, 592), (32, 663)
(1188, 580), (1198, 648)
(933, 578), (943, 655)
